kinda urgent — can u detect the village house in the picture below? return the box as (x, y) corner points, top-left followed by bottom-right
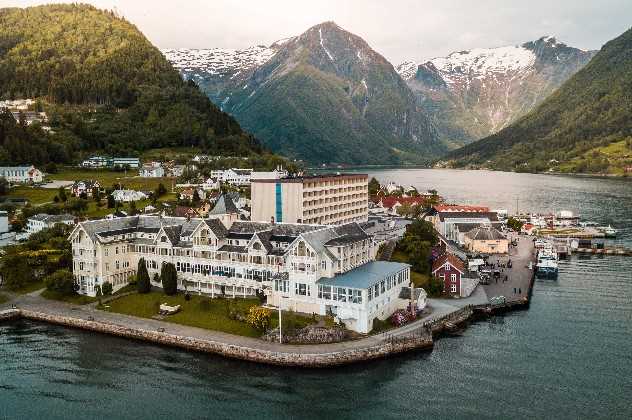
(211, 168), (252, 186)
(431, 253), (479, 298)
(377, 196), (428, 215)
(112, 190), (148, 203)
(69, 213), (412, 334)
(26, 213), (75, 236)
(179, 187), (206, 201)
(10, 110), (48, 126)
(428, 205), (500, 246)
(81, 156), (140, 169)
(463, 226), (509, 254)
(139, 162), (165, 178)
(0, 165), (43, 184)
(71, 180), (101, 198)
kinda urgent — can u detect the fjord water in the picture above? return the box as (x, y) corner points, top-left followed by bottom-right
(1, 170), (631, 420)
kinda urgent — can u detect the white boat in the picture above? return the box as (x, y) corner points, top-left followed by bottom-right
(579, 221), (599, 228)
(536, 247), (559, 278)
(600, 225), (618, 238)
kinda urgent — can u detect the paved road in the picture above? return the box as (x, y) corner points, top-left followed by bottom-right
(482, 234), (535, 302)
(1, 291), (440, 355)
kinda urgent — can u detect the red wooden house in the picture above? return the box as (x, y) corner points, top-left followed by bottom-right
(432, 253), (466, 296)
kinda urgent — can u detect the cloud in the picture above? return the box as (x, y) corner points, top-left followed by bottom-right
(4, 0), (632, 63)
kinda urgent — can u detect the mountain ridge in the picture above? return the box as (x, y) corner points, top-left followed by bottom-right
(164, 21), (445, 165)
(442, 27), (632, 175)
(397, 36), (597, 147)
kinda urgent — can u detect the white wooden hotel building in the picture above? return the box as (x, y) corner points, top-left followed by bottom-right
(70, 215), (411, 333)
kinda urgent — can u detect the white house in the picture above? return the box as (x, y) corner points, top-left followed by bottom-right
(111, 157), (140, 168)
(26, 213), (75, 236)
(71, 180), (101, 197)
(211, 168), (252, 186)
(112, 190), (148, 202)
(0, 210), (16, 246)
(251, 166), (288, 181)
(139, 162), (165, 178)
(81, 156), (109, 168)
(70, 216), (413, 334)
(0, 165), (43, 183)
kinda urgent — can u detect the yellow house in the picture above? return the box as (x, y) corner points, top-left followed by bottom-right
(464, 226), (508, 254)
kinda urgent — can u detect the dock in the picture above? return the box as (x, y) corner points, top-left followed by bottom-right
(574, 247), (632, 256)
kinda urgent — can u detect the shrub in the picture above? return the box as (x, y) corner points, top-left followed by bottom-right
(101, 281), (113, 296)
(44, 269), (75, 296)
(246, 306), (271, 331)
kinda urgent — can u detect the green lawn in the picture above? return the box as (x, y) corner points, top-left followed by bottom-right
(48, 168), (175, 192)
(101, 291), (316, 337)
(102, 292), (264, 337)
(41, 290), (98, 305)
(7, 186), (58, 205)
(391, 250), (431, 288)
(10, 280), (46, 295)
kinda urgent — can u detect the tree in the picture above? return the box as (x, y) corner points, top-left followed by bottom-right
(192, 189), (201, 205)
(128, 200), (137, 215)
(92, 187), (101, 202)
(107, 194), (115, 209)
(155, 183), (167, 197)
(507, 217), (524, 232)
(0, 177), (8, 195)
(58, 186), (67, 202)
(397, 220), (438, 274)
(136, 258), (151, 293)
(160, 262), (178, 295)
(101, 281), (113, 296)
(44, 269), (75, 295)
(368, 177), (381, 196)
(0, 254), (32, 290)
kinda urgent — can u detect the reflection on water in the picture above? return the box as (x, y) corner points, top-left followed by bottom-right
(1, 170), (632, 419)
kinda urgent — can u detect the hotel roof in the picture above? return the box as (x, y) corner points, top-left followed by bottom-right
(316, 261), (410, 290)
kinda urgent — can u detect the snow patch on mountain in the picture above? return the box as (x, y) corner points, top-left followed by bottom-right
(397, 44), (537, 87)
(431, 45), (535, 87)
(396, 61), (418, 81)
(162, 46), (277, 78)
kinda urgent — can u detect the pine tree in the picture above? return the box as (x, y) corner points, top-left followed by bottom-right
(136, 258), (151, 293)
(161, 262), (178, 295)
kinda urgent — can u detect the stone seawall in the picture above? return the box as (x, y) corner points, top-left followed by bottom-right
(0, 309), (20, 322)
(13, 309), (433, 367)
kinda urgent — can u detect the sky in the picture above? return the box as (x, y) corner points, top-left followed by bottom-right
(3, 0), (632, 64)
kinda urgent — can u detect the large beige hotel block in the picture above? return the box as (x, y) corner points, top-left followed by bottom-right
(250, 174), (369, 225)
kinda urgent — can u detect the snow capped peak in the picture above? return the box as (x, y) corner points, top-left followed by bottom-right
(162, 46), (277, 78)
(396, 61), (418, 80)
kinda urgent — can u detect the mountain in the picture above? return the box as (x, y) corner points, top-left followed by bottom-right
(398, 37), (596, 147)
(0, 4), (267, 165)
(164, 22), (445, 165)
(443, 28), (632, 175)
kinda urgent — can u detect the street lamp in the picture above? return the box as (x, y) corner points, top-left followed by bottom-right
(278, 296), (289, 344)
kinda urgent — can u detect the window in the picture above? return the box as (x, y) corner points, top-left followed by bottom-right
(451, 284), (457, 293)
(104, 248), (109, 257)
(295, 283), (309, 296)
(318, 285), (331, 300)
(451, 274), (457, 282)
(274, 279), (289, 293)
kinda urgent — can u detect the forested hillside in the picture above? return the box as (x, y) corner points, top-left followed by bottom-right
(443, 27), (632, 175)
(0, 4), (266, 165)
